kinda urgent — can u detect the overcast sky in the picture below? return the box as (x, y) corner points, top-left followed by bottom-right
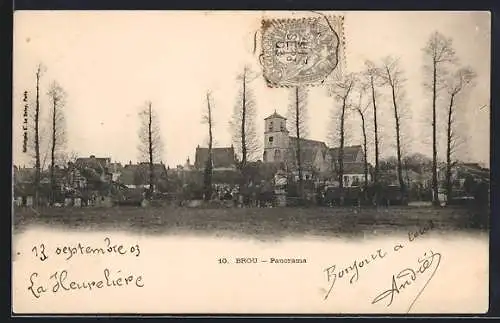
(12, 11), (491, 168)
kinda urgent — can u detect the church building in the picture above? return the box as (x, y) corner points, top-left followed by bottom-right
(262, 111), (371, 186)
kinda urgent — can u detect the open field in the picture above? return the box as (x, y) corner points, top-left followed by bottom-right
(13, 205), (488, 239)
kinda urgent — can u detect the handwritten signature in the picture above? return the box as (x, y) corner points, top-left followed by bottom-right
(371, 250), (442, 313)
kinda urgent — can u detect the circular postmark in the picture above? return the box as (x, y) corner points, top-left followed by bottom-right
(260, 17), (340, 87)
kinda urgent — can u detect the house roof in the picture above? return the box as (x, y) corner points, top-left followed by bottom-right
(118, 163), (168, 185)
(118, 167), (136, 186)
(13, 167), (35, 184)
(75, 156), (111, 170)
(194, 147), (237, 169)
(109, 162), (123, 172)
(264, 111), (287, 120)
(329, 145), (363, 163)
(453, 164), (490, 181)
(14, 182), (36, 196)
(331, 162), (369, 175)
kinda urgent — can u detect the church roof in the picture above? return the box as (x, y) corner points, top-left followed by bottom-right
(286, 137), (329, 170)
(264, 111), (287, 120)
(289, 137), (328, 150)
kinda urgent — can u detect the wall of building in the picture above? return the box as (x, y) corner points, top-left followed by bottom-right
(264, 116), (289, 163)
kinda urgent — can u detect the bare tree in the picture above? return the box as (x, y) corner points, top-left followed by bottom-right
(444, 66), (476, 202)
(33, 64), (44, 207)
(229, 66), (260, 171)
(287, 87), (309, 198)
(422, 31), (457, 205)
(202, 92), (214, 201)
(47, 81), (67, 205)
(138, 101), (164, 197)
(330, 73), (356, 205)
(363, 61), (383, 190)
(380, 56), (407, 198)
(351, 82), (370, 190)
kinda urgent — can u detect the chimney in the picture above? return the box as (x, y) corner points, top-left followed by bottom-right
(129, 160), (132, 165)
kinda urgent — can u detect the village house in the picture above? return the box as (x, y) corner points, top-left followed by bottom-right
(13, 165), (36, 206)
(328, 145), (372, 186)
(75, 155), (111, 168)
(193, 145), (240, 184)
(118, 161), (168, 190)
(437, 162), (490, 194)
(109, 162), (123, 181)
(169, 158), (198, 185)
(194, 146), (238, 170)
(69, 155), (113, 189)
(14, 164), (75, 206)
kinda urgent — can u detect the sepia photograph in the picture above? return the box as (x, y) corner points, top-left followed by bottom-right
(12, 10), (490, 314)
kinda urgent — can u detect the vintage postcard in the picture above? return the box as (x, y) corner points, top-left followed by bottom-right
(12, 10), (490, 314)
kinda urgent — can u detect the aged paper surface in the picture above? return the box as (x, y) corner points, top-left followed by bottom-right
(12, 10), (490, 314)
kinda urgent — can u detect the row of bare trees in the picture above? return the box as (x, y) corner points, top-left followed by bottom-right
(24, 31), (476, 207)
(324, 55), (410, 205)
(221, 31), (477, 206)
(423, 32), (477, 205)
(26, 64), (68, 207)
(28, 66), (166, 204)
(331, 33), (476, 206)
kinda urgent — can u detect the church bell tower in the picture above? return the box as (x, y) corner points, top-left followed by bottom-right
(263, 111), (289, 163)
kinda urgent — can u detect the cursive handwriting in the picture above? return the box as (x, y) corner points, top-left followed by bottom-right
(371, 250), (442, 312)
(408, 220), (435, 242)
(324, 248), (388, 300)
(28, 268), (144, 299)
(48, 237), (141, 261)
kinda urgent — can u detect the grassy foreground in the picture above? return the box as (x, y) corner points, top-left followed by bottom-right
(12, 204), (488, 239)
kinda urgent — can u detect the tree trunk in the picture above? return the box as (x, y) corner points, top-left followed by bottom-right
(431, 60), (440, 206)
(370, 76), (379, 204)
(50, 95), (57, 206)
(241, 69), (247, 170)
(390, 83), (405, 200)
(446, 93), (456, 204)
(295, 87), (303, 198)
(405, 159), (411, 200)
(148, 102), (154, 197)
(204, 93), (213, 201)
(360, 113), (368, 188)
(338, 98), (346, 206)
(34, 68), (41, 207)
(361, 112), (368, 204)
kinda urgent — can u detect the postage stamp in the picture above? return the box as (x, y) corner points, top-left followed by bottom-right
(260, 17), (342, 87)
